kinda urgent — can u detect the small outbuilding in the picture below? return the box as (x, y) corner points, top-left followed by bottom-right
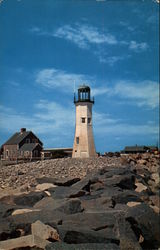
(41, 148), (72, 159)
(121, 145), (158, 154)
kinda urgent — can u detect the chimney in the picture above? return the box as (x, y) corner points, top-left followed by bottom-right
(20, 128), (26, 133)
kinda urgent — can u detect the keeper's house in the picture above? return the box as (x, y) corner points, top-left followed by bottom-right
(2, 128), (43, 160)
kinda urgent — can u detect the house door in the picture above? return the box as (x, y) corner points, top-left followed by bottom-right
(33, 150), (39, 157)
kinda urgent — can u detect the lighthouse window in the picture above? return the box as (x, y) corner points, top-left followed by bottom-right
(81, 117), (85, 123)
(76, 137), (79, 144)
(88, 118), (91, 124)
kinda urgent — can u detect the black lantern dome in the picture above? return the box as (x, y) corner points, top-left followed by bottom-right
(74, 84), (94, 104)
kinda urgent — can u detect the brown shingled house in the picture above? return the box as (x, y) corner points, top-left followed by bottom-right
(2, 128), (43, 160)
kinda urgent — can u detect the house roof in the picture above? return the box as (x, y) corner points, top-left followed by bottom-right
(42, 148), (72, 152)
(3, 130), (43, 146)
(147, 146), (158, 150)
(20, 143), (42, 152)
(4, 131), (31, 145)
(124, 146), (147, 152)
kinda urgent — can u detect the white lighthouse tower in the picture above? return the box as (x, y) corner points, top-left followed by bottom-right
(72, 85), (96, 158)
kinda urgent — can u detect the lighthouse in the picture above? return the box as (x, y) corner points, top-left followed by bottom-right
(72, 85), (96, 158)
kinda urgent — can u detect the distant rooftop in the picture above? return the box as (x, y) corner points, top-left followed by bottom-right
(42, 148), (72, 151)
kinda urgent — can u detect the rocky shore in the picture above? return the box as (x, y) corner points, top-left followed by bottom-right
(0, 153), (159, 249)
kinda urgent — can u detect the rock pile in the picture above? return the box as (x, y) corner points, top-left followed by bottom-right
(0, 157), (122, 193)
(0, 153), (159, 249)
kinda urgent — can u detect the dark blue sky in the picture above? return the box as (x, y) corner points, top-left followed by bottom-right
(0, 0), (159, 152)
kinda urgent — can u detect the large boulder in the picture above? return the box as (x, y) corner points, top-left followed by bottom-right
(112, 190), (142, 204)
(7, 209), (65, 237)
(50, 186), (86, 199)
(36, 176), (80, 186)
(58, 225), (119, 245)
(0, 234), (49, 250)
(100, 187), (142, 205)
(13, 191), (48, 206)
(126, 203), (160, 249)
(102, 174), (136, 190)
(31, 220), (60, 241)
(55, 198), (83, 214)
(60, 212), (116, 232)
(35, 197), (83, 215)
(117, 216), (142, 250)
(81, 196), (114, 212)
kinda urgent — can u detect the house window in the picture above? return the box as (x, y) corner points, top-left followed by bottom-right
(81, 117), (85, 123)
(26, 138), (30, 143)
(32, 139), (37, 143)
(76, 137), (79, 144)
(6, 150), (9, 156)
(88, 118), (91, 124)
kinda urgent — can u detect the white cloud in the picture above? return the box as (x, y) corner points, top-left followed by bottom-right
(35, 68), (159, 109)
(0, 102), (158, 148)
(100, 56), (127, 66)
(93, 111), (158, 136)
(54, 24), (117, 49)
(35, 68), (88, 91)
(94, 112), (120, 127)
(114, 81), (159, 108)
(34, 100), (74, 127)
(30, 24), (117, 49)
(35, 68), (107, 97)
(92, 87), (110, 96)
(94, 121), (158, 137)
(119, 21), (135, 31)
(29, 26), (49, 36)
(129, 40), (148, 52)
(30, 26), (41, 33)
(29, 24), (148, 65)
(0, 101), (75, 147)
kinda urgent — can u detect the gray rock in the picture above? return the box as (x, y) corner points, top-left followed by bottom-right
(55, 198), (83, 214)
(13, 191), (48, 207)
(31, 220), (60, 241)
(51, 186), (86, 199)
(126, 203), (160, 249)
(81, 196), (114, 212)
(35, 197), (83, 215)
(8, 209), (64, 235)
(0, 234), (49, 250)
(61, 212), (116, 231)
(112, 190), (142, 204)
(36, 176), (80, 186)
(46, 242), (120, 250)
(117, 216), (142, 250)
(102, 174), (136, 190)
(58, 225), (119, 245)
